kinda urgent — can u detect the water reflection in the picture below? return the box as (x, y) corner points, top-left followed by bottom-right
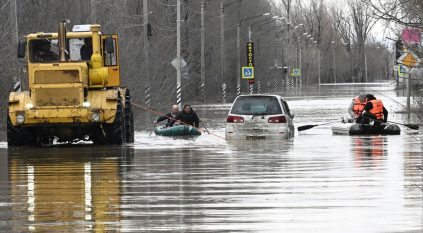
(2, 146), (134, 232)
(352, 136), (387, 167)
(0, 84), (422, 232)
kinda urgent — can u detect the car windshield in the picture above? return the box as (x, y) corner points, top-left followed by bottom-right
(230, 96), (282, 115)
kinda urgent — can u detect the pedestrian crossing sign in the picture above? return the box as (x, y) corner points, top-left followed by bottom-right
(242, 66), (254, 79)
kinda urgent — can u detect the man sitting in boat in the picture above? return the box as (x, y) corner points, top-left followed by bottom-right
(170, 104), (200, 128)
(356, 94), (388, 126)
(348, 92), (367, 122)
(155, 104), (180, 127)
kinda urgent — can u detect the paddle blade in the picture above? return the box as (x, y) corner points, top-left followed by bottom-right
(405, 124), (419, 130)
(298, 125), (317, 131)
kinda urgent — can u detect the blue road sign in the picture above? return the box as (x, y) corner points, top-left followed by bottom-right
(291, 68), (301, 77)
(398, 64), (409, 78)
(242, 66), (254, 79)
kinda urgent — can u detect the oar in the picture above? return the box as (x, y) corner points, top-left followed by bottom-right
(362, 115), (419, 130)
(388, 121), (419, 130)
(298, 120), (341, 132)
(200, 121), (210, 134)
(149, 122), (157, 136)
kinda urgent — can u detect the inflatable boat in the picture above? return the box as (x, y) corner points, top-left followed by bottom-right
(332, 122), (400, 135)
(154, 125), (202, 136)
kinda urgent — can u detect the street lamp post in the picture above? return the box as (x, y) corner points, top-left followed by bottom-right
(331, 40), (336, 84)
(220, 2), (225, 103)
(364, 43), (368, 83)
(236, 21), (241, 96)
(201, 1), (205, 102)
(176, 0), (181, 109)
(312, 40), (320, 85)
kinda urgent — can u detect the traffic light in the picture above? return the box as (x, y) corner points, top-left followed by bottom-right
(395, 39), (403, 60)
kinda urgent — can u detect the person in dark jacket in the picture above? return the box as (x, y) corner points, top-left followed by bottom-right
(356, 94), (388, 125)
(80, 38), (93, 61)
(155, 104), (179, 127)
(170, 104), (200, 127)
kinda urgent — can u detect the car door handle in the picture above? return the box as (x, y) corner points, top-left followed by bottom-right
(113, 68), (119, 71)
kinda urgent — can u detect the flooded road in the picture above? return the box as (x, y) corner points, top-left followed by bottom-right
(0, 84), (422, 232)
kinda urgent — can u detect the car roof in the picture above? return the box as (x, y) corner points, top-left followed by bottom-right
(237, 94), (283, 99)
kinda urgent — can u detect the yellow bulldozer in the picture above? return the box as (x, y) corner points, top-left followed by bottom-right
(7, 21), (134, 146)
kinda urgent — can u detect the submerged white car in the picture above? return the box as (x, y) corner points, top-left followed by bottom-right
(225, 94), (295, 140)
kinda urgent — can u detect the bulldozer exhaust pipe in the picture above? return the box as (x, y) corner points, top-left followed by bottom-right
(58, 20), (68, 62)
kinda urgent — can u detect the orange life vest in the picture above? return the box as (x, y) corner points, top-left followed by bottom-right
(352, 97), (366, 117)
(369, 99), (384, 120)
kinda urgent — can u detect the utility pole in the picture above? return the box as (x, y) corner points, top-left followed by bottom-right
(317, 43), (321, 85)
(333, 45), (336, 83)
(331, 41), (336, 83)
(201, 1), (206, 102)
(237, 22), (241, 96)
(248, 26), (252, 41)
(299, 41), (302, 87)
(286, 0), (291, 88)
(220, 1), (226, 103)
(364, 44), (368, 83)
(143, 0), (151, 106)
(10, 0), (20, 85)
(176, 0), (182, 109)
(90, 0), (98, 22)
(407, 72), (411, 119)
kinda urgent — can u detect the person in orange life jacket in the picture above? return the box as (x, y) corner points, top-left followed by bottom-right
(356, 94), (388, 125)
(348, 92), (367, 121)
(154, 104), (179, 127)
(170, 104), (200, 128)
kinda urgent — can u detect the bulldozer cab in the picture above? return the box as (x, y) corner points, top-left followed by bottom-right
(22, 32), (121, 88)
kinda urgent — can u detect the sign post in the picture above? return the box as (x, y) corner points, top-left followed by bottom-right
(246, 42), (254, 93)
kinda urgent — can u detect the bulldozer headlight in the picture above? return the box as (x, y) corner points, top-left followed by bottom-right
(16, 113), (25, 124)
(83, 101), (91, 108)
(25, 103), (34, 110)
(91, 111), (100, 122)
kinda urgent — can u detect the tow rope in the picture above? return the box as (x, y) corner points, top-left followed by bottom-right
(132, 102), (226, 140)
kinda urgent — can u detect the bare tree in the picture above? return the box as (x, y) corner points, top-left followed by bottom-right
(332, 1), (384, 82)
(364, 0), (423, 28)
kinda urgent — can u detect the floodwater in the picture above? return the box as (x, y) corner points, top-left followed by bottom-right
(0, 83), (422, 232)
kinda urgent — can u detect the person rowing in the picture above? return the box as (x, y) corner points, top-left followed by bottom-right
(356, 94), (388, 126)
(169, 104), (200, 128)
(154, 104), (179, 127)
(347, 92), (367, 122)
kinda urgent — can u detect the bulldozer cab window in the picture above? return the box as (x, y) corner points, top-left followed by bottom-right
(30, 39), (59, 62)
(103, 38), (117, 66)
(30, 38), (92, 62)
(71, 38), (92, 61)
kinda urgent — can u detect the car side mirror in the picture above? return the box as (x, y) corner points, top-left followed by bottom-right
(290, 113), (294, 119)
(17, 38), (26, 58)
(105, 37), (114, 54)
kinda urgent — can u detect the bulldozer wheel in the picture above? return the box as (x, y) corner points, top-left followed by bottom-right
(6, 110), (35, 146)
(92, 94), (126, 145)
(124, 92), (134, 143)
